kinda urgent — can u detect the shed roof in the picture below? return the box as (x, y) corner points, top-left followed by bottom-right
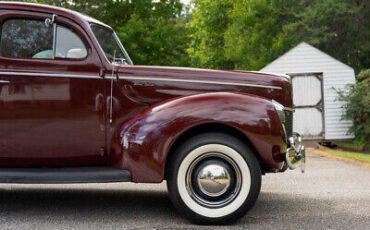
(261, 42), (354, 73)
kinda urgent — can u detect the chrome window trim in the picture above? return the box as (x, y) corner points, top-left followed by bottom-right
(283, 107), (295, 112)
(51, 14), (58, 59)
(112, 32), (133, 65)
(89, 23), (133, 65)
(250, 71), (291, 82)
(116, 76), (282, 90)
(0, 71), (100, 79)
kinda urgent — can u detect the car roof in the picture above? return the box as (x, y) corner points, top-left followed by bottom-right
(0, 1), (112, 29)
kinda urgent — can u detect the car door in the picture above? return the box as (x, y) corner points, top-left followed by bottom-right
(0, 10), (106, 167)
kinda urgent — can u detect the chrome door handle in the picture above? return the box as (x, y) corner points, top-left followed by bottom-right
(0, 80), (10, 84)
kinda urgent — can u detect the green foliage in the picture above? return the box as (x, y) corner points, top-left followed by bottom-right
(115, 0), (189, 66)
(187, 0), (301, 70)
(187, 0), (234, 69)
(224, 0), (297, 70)
(282, 0), (369, 73)
(187, 0), (369, 72)
(337, 69), (370, 148)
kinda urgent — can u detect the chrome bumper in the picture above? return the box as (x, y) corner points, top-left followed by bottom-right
(286, 133), (306, 173)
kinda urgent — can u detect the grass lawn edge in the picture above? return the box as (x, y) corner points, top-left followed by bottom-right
(307, 148), (370, 169)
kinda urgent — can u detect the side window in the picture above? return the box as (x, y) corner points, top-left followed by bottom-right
(55, 25), (87, 59)
(0, 19), (53, 58)
(0, 18), (88, 60)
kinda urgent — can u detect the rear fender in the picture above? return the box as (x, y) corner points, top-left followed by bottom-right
(110, 92), (286, 182)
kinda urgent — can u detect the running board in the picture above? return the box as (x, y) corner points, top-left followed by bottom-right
(0, 167), (131, 184)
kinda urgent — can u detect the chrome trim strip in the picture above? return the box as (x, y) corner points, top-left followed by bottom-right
(0, 72), (100, 79)
(113, 32), (133, 65)
(0, 71), (283, 89)
(117, 76), (282, 90)
(0, 80), (10, 84)
(283, 107), (295, 112)
(52, 15), (58, 59)
(250, 71), (291, 82)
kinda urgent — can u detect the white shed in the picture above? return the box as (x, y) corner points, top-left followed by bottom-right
(261, 42), (356, 140)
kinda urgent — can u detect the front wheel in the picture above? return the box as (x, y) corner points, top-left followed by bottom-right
(167, 133), (261, 224)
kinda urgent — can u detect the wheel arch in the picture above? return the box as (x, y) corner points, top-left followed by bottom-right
(164, 122), (268, 180)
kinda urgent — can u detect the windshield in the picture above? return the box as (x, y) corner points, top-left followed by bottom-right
(90, 24), (132, 64)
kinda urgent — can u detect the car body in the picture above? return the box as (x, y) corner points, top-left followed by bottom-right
(0, 2), (305, 224)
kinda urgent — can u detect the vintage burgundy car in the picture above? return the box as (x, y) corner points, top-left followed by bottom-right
(0, 2), (305, 224)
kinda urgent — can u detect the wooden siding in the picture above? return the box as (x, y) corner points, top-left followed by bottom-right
(261, 42), (356, 140)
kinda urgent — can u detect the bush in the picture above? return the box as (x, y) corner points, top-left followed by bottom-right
(337, 69), (370, 150)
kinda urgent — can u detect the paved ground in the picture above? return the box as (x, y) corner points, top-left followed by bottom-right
(0, 153), (369, 230)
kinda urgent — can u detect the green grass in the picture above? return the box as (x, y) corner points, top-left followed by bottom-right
(335, 141), (366, 152)
(326, 150), (370, 163)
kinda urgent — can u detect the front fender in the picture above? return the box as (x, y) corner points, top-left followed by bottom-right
(110, 92), (286, 182)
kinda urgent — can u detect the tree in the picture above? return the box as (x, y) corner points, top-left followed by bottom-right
(186, 0), (234, 69)
(187, 0), (369, 72)
(187, 0), (298, 70)
(282, 0), (369, 73)
(115, 0), (189, 66)
(224, 0), (298, 70)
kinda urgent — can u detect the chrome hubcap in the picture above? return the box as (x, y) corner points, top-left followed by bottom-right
(197, 164), (231, 197)
(186, 152), (242, 208)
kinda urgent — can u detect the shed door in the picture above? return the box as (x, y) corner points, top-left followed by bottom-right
(291, 73), (324, 139)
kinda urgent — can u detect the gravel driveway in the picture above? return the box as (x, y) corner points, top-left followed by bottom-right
(0, 153), (369, 230)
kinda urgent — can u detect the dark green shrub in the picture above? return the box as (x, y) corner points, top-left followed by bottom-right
(337, 69), (370, 151)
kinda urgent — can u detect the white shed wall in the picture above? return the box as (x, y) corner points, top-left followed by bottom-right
(261, 42), (356, 140)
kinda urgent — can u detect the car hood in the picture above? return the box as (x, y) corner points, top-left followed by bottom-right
(116, 65), (292, 108)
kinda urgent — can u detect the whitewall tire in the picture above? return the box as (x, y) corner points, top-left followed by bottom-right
(167, 133), (262, 224)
